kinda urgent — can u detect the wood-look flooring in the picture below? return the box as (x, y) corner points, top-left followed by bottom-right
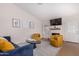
(57, 41), (79, 56)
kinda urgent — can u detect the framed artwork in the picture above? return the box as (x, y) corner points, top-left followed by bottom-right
(29, 21), (35, 29)
(22, 20), (29, 28)
(12, 18), (20, 28)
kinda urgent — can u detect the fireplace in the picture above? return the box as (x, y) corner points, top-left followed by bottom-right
(52, 33), (60, 35)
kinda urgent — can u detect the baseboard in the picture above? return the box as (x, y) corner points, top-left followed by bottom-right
(64, 40), (79, 44)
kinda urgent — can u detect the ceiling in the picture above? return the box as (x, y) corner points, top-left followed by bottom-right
(15, 3), (79, 20)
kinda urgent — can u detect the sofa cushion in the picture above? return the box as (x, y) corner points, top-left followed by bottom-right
(3, 36), (11, 42)
(3, 36), (19, 48)
(9, 44), (33, 56)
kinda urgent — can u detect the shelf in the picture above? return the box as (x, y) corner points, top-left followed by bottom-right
(49, 27), (61, 30)
(49, 26), (61, 30)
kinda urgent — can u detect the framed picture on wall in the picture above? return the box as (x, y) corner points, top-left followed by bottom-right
(12, 18), (20, 28)
(29, 21), (35, 29)
(22, 20), (29, 28)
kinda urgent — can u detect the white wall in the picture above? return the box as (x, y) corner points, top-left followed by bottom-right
(42, 20), (50, 38)
(0, 3), (42, 44)
(62, 14), (79, 43)
(42, 14), (79, 43)
(2, 3), (79, 43)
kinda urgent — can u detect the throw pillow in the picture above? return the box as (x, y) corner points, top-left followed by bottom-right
(0, 37), (15, 52)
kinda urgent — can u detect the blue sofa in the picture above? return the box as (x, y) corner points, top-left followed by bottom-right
(0, 36), (33, 56)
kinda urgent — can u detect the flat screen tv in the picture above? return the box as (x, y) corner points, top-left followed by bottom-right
(50, 18), (62, 25)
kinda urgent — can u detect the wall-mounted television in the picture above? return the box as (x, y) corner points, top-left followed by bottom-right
(50, 18), (62, 26)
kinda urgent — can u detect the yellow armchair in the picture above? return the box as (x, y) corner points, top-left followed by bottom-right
(31, 33), (41, 42)
(50, 35), (63, 47)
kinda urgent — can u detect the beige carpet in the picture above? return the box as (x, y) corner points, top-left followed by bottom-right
(57, 41), (79, 56)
